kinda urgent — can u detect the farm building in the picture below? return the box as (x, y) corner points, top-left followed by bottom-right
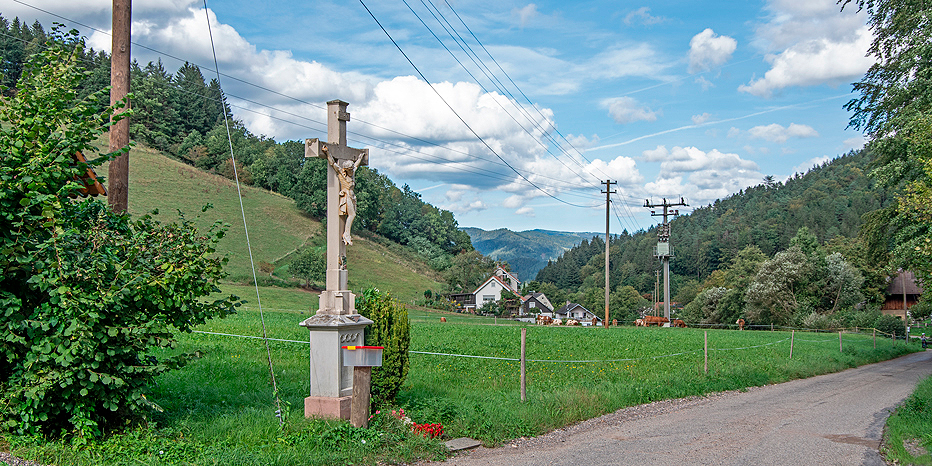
(544, 302), (603, 326)
(883, 270), (924, 320)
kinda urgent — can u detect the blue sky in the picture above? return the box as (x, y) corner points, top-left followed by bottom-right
(9, 0), (873, 233)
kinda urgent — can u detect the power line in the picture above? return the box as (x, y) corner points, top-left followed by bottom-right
(358, 0), (600, 209)
(400, 0), (601, 188)
(431, 0), (644, 230)
(439, 1), (615, 179)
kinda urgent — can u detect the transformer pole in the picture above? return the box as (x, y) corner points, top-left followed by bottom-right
(644, 197), (687, 320)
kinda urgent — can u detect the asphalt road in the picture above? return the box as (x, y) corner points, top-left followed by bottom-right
(432, 350), (932, 466)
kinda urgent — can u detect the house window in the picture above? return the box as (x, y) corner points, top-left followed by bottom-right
(529, 302), (536, 308)
(483, 295), (494, 302)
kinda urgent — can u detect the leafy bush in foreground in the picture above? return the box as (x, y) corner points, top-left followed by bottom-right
(0, 28), (238, 437)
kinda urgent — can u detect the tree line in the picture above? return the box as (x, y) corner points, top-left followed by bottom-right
(533, 133), (916, 331)
(0, 15), (474, 275)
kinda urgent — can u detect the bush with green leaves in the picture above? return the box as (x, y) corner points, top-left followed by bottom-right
(873, 314), (907, 338)
(356, 288), (410, 406)
(0, 28), (238, 438)
(288, 247), (325, 288)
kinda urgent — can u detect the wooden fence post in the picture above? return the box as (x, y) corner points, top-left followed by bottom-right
(704, 331), (708, 375)
(520, 327), (526, 402)
(351, 366), (372, 428)
(790, 330), (794, 359)
(839, 331), (843, 353)
(873, 328), (876, 349)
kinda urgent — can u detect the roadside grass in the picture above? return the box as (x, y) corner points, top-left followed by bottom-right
(883, 373), (932, 465)
(3, 303), (920, 465)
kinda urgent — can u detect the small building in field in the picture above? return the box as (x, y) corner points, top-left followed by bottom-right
(553, 302), (602, 326)
(883, 270), (924, 320)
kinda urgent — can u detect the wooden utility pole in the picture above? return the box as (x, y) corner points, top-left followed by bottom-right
(108, 0), (131, 213)
(602, 180), (616, 328)
(644, 197), (687, 320)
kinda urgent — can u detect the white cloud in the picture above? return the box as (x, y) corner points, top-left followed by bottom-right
(493, 154), (644, 211)
(442, 187), (488, 214)
(503, 195), (525, 209)
(688, 29), (737, 74)
(604, 97), (659, 124)
(624, 7), (666, 26)
(565, 134), (600, 151)
(515, 206), (536, 216)
(643, 146), (763, 204)
(755, 0), (866, 50)
(741, 0), (875, 97)
(586, 44), (669, 81)
(513, 4), (539, 28)
(747, 123), (819, 143)
(695, 76), (714, 91)
(692, 113), (712, 125)
(642, 145), (691, 163)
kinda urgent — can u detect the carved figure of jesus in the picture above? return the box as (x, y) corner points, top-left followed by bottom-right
(325, 148), (365, 245)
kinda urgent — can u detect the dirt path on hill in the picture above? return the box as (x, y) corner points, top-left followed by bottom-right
(427, 350), (932, 466)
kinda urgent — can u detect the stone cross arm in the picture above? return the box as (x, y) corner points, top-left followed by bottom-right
(305, 138), (369, 166)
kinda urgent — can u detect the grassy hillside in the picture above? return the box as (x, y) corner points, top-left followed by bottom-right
(120, 147), (444, 305)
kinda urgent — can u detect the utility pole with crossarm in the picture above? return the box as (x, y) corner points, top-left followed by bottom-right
(644, 197), (687, 320)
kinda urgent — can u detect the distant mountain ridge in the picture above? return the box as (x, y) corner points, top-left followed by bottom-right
(461, 227), (602, 282)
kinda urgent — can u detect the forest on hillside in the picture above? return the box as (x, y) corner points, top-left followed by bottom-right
(531, 145), (912, 330)
(0, 16), (479, 283)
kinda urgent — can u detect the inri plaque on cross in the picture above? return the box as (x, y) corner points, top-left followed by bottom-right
(305, 100), (368, 314)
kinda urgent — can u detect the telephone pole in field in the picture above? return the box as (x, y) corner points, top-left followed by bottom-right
(108, 0), (131, 213)
(644, 197), (687, 320)
(602, 180), (616, 328)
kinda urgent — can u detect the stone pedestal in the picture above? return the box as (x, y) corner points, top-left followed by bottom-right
(300, 309), (372, 419)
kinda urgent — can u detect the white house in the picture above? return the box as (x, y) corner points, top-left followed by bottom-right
(471, 266), (521, 312)
(473, 276), (516, 307)
(552, 302), (602, 326)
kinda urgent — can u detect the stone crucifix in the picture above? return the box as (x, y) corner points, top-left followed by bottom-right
(300, 100), (373, 419)
(305, 100), (369, 303)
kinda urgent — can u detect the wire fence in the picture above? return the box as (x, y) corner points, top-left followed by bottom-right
(190, 323), (924, 402)
(191, 325), (899, 365)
